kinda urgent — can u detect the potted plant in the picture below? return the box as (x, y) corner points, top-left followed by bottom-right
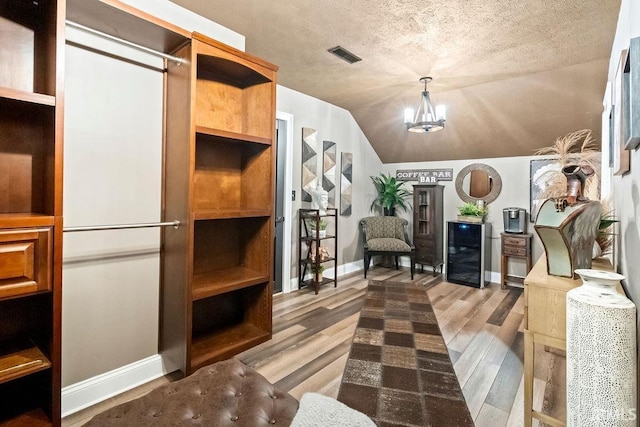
(310, 263), (325, 282)
(457, 202), (488, 223)
(594, 207), (619, 257)
(370, 173), (411, 216)
(308, 218), (328, 237)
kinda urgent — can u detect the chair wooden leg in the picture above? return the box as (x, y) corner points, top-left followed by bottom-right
(364, 254), (370, 278)
(410, 256), (415, 279)
(395, 256), (399, 270)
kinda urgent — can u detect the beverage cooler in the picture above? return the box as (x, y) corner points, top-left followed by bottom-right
(446, 221), (492, 288)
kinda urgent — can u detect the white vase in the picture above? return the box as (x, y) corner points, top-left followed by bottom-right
(566, 269), (637, 426)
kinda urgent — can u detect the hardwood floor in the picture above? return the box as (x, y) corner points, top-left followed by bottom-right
(63, 266), (563, 426)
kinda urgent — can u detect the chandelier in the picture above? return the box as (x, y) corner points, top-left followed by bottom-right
(404, 77), (446, 133)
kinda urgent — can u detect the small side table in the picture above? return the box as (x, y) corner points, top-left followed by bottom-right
(501, 232), (532, 289)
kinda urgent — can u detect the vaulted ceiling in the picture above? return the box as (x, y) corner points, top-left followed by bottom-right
(171, 0), (621, 163)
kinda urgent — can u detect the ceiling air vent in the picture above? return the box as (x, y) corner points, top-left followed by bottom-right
(327, 46), (362, 64)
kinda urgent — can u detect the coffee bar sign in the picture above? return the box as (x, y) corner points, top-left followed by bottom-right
(395, 169), (453, 183)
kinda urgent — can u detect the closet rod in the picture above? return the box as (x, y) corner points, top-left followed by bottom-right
(63, 220), (181, 233)
(66, 20), (184, 65)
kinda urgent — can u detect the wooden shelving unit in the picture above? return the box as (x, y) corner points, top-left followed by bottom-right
(413, 185), (444, 275)
(0, 0), (65, 424)
(162, 33), (278, 375)
(298, 208), (338, 294)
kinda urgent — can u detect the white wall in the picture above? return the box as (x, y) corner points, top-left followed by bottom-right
(603, 0), (640, 402)
(276, 86), (384, 286)
(383, 156), (547, 279)
(119, 0), (244, 50)
(63, 29), (164, 387)
(606, 0), (640, 299)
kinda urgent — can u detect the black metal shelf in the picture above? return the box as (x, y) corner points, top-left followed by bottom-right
(298, 208), (338, 295)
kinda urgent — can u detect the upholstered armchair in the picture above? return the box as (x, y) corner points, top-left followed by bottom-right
(360, 216), (415, 279)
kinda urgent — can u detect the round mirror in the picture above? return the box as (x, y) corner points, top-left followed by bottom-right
(455, 163), (502, 204)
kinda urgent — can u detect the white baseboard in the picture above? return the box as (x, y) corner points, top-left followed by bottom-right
(288, 260), (364, 292)
(62, 354), (174, 418)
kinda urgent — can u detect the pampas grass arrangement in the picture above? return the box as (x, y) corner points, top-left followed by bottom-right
(533, 129), (601, 201)
(533, 129), (617, 254)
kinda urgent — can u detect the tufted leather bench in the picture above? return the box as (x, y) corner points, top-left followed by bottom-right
(85, 358), (299, 426)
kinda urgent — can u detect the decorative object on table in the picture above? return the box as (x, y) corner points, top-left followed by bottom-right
(301, 128), (319, 202)
(310, 184), (329, 215)
(454, 163), (502, 205)
(613, 49), (631, 175)
(503, 207), (526, 234)
(623, 36), (640, 151)
(322, 140), (337, 207)
(340, 152), (353, 216)
(534, 164), (602, 278)
(530, 129), (601, 221)
(369, 172), (411, 216)
(566, 269), (637, 427)
(456, 201), (487, 223)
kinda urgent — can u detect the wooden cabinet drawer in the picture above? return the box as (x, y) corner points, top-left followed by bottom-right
(0, 228), (51, 299)
(414, 241), (435, 253)
(503, 235), (526, 247)
(503, 245), (526, 256)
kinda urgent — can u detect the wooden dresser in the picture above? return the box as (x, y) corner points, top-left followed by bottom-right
(523, 254), (614, 427)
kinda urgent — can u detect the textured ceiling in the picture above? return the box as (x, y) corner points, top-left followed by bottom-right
(171, 0), (621, 162)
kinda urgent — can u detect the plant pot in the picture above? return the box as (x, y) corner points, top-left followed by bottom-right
(457, 215), (483, 223)
(383, 207), (396, 216)
(315, 270), (323, 283)
(319, 230), (327, 238)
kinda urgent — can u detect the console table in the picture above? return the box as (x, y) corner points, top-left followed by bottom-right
(523, 254), (615, 427)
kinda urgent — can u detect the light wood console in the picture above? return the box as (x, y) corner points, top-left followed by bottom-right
(523, 254), (615, 427)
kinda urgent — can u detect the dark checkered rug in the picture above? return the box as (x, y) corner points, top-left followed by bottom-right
(337, 280), (474, 427)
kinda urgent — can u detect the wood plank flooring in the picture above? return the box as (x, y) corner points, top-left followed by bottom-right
(63, 266), (563, 426)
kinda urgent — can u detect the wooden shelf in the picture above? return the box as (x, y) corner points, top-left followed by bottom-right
(301, 235), (336, 242)
(300, 257), (336, 264)
(0, 345), (51, 385)
(190, 323), (270, 371)
(196, 126), (272, 146)
(0, 87), (55, 107)
(301, 278), (336, 289)
(194, 209), (271, 221)
(0, 408), (51, 427)
(163, 32), (276, 376)
(0, 0), (62, 422)
(66, 0), (190, 54)
(0, 214), (55, 229)
(192, 267), (268, 300)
